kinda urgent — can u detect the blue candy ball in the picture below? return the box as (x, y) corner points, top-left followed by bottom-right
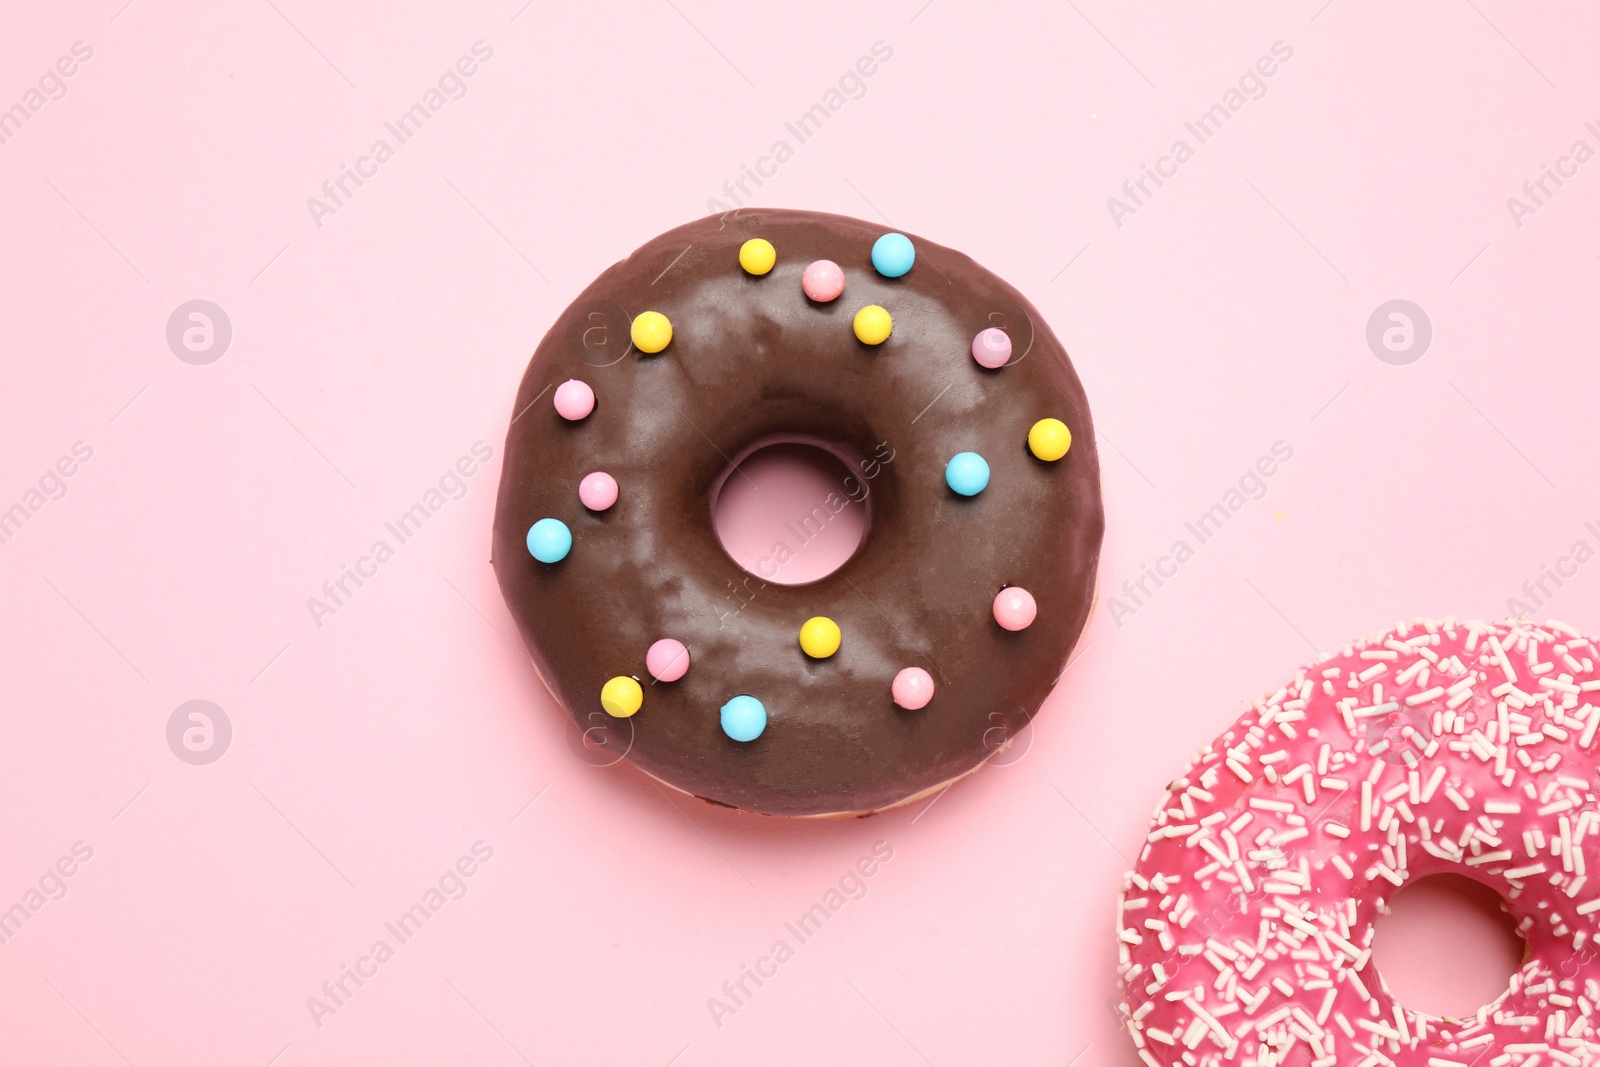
(526, 518), (572, 563)
(871, 232), (915, 278)
(720, 694), (767, 742)
(945, 452), (990, 496)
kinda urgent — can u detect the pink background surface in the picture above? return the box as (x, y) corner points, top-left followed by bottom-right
(3, 1), (1599, 1063)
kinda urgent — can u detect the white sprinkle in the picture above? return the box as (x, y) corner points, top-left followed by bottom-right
(1503, 862), (1547, 879)
(1316, 986), (1337, 1025)
(1465, 849), (1513, 866)
(1488, 633), (1518, 683)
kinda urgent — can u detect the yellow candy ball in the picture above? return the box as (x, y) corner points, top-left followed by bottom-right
(739, 238), (776, 276)
(853, 305), (892, 345)
(1028, 418), (1072, 462)
(631, 311), (672, 354)
(799, 616), (842, 659)
(600, 675), (643, 718)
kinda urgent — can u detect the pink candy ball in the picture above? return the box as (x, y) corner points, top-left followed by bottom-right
(578, 471), (618, 511)
(553, 379), (595, 420)
(971, 327), (1012, 369)
(993, 587), (1037, 631)
(646, 638), (690, 683)
(802, 259), (845, 302)
(891, 667), (935, 710)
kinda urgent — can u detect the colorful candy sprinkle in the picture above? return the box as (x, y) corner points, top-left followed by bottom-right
(971, 327), (1012, 369)
(802, 259), (845, 302)
(798, 616), (841, 659)
(1027, 418), (1072, 462)
(853, 305), (893, 345)
(739, 238), (776, 275)
(993, 587), (1037, 631)
(553, 379), (595, 421)
(891, 667), (935, 710)
(526, 518), (572, 563)
(720, 695), (767, 742)
(601, 675), (643, 718)
(630, 311), (673, 354)
(646, 638), (690, 683)
(871, 232), (915, 277)
(945, 452), (990, 496)
(578, 471), (618, 511)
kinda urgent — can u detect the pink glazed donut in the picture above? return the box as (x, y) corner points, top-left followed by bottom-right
(1119, 618), (1600, 1067)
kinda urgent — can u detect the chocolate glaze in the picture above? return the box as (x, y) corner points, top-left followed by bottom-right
(492, 209), (1103, 816)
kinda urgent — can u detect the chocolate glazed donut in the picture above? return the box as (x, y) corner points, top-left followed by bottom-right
(491, 208), (1103, 816)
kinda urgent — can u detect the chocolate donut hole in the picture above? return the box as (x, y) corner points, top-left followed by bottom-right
(710, 438), (872, 586)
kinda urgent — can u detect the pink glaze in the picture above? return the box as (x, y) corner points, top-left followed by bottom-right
(971, 327), (1011, 369)
(891, 667), (935, 710)
(553, 379), (595, 420)
(578, 471), (618, 511)
(1119, 618), (1600, 1066)
(801, 259), (845, 302)
(646, 639), (689, 683)
(992, 587), (1036, 631)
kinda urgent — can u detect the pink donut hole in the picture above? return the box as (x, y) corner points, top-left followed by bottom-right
(553, 379), (595, 421)
(971, 327), (1012, 369)
(578, 471), (618, 511)
(891, 667), (935, 710)
(646, 638), (690, 683)
(993, 586), (1037, 631)
(801, 259), (845, 302)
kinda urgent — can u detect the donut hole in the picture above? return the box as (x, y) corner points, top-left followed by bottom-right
(711, 441), (869, 585)
(1371, 873), (1523, 1019)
